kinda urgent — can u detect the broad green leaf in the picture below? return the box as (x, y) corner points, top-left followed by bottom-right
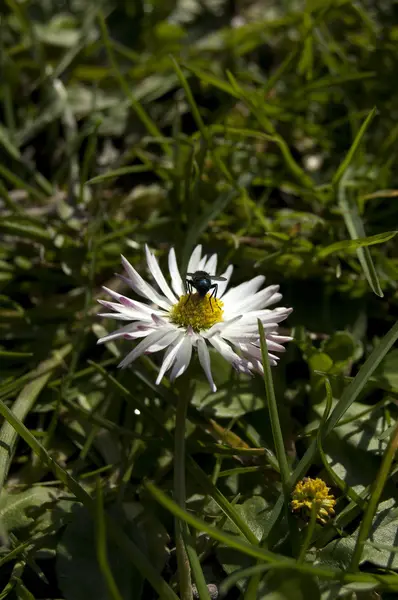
(263, 569), (320, 600)
(372, 348), (398, 391)
(192, 350), (265, 417)
(0, 487), (57, 535)
(317, 499), (398, 570)
(318, 231), (397, 258)
(217, 497), (272, 594)
(56, 506), (141, 600)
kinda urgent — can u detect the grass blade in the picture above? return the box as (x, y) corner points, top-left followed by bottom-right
(332, 107), (377, 186)
(338, 183), (384, 296)
(318, 231), (397, 258)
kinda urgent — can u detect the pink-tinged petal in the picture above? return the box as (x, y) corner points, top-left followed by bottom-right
(118, 327), (173, 368)
(123, 329), (156, 340)
(168, 247), (185, 297)
(156, 335), (185, 385)
(102, 287), (168, 316)
(217, 264), (233, 298)
(222, 275), (265, 307)
(97, 323), (153, 345)
(145, 245), (177, 304)
(98, 312), (139, 321)
(203, 253), (217, 275)
(120, 255), (171, 310)
(209, 335), (252, 374)
(170, 335), (193, 382)
(197, 338), (217, 393)
(187, 245), (202, 274)
(97, 299), (154, 321)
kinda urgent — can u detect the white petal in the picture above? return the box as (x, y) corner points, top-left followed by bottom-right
(202, 315), (243, 339)
(203, 253), (217, 275)
(170, 335), (193, 381)
(197, 254), (208, 271)
(168, 247), (185, 297)
(118, 327), (172, 368)
(145, 245), (177, 304)
(268, 334), (293, 343)
(228, 285), (281, 315)
(155, 334), (185, 384)
(187, 245), (202, 274)
(197, 338), (217, 393)
(222, 275), (265, 307)
(120, 255), (171, 310)
(218, 264), (233, 298)
(146, 328), (182, 353)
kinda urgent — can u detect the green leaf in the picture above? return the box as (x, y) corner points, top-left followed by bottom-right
(372, 348), (398, 391)
(308, 353), (333, 373)
(192, 351), (265, 417)
(217, 497), (272, 594)
(263, 569), (320, 600)
(0, 487), (57, 535)
(317, 499), (398, 570)
(318, 231), (397, 258)
(56, 506), (141, 600)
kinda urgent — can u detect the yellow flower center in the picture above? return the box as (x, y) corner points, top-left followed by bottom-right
(291, 477), (336, 524)
(169, 293), (224, 332)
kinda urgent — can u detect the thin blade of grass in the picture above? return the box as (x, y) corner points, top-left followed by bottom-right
(95, 481), (124, 600)
(318, 231), (397, 258)
(258, 320), (291, 498)
(332, 107), (377, 186)
(338, 183), (384, 296)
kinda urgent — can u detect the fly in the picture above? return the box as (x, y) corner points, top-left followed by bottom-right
(185, 270), (227, 310)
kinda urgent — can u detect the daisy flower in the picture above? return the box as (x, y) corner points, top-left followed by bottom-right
(97, 245), (292, 392)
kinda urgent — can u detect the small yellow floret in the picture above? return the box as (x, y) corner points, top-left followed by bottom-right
(169, 293), (224, 332)
(291, 477), (336, 524)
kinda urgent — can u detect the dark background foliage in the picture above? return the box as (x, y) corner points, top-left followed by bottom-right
(1, 0), (398, 598)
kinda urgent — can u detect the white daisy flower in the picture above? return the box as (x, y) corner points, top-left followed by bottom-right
(97, 245), (292, 392)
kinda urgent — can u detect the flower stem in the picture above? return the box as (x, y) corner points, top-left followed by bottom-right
(174, 391), (193, 600)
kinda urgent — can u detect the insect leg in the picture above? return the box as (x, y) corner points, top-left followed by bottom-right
(208, 283), (218, 311)
(185, 280), (192, 305)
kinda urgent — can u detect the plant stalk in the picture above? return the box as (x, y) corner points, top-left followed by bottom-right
(174, 391), (193, 600)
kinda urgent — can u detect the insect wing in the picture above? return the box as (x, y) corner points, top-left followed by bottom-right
(209, 275), (227, 282)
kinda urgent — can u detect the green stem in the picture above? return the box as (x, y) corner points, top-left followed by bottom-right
(298, 506), (317, 563)
(350, 421), (398, 570)
(258, 320), (290, 501)
(174, 392), (193, 600)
